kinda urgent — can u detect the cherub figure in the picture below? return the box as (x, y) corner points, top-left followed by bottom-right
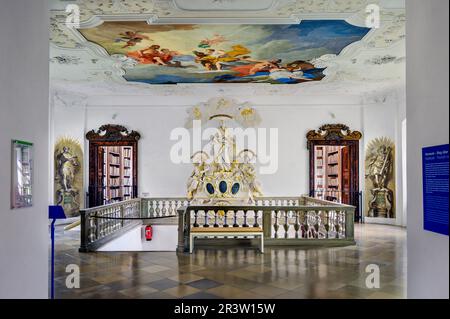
(116, 31), (150, 49)
(198, 34), (228, 48)
(187, 152), (209, 200)
(238, 150), (263, 203)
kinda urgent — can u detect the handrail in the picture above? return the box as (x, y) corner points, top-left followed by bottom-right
(79, 198), (142, 252)
(82, 198), (141, 214)
(79, 195), (355, 253)
(176, 197), (355, 253)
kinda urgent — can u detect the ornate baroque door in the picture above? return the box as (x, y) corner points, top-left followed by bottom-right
(86, 125), (141, 208)
(306, 124), (363, 222)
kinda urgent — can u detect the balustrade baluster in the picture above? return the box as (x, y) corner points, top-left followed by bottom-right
(233, 211), (239, 227)
(243, 210), (249, 227)
(283, 211), (289, 238)
(156, 201), (161, 217)
(108, 209), (112, 235)
(307, 211), (314, 239)
(174, 201), (178, 215)
(310, 211), (317, 239)
(273, 210), (280, 238)
(121, 205), (124, 228)
(106, 210), (110, 235)
(110, 210), (114, 232)
(173, 201), (177, 216)
(99, 212), (104, 238)
(193, 210), (199, 227)
(107, 210), (111, 234)
(97, 215), (101, 239)
(115, 208), (118, 229)
(111, 209), (115, 232)
(89, 216), (96, 243)
(97, 214), (102, 239)
(214, 210), (219, 228)
(223, 210), (229, 227)
(203, 210), (209, 228)
(301, 211), (306, 238)
(294, 211), (300, 239)
(152, 200), (157, 218)
(253, 211), (260, 228)
(340, 211), (346, 238)
(114, 208), (117, 231)
(334, 210), (341, 238)
(314, 212), (320, 239)
(114, 208), (118, 231)
(318, 210), (323, 236)
(161, 201), (165, 217)
(167, 200), (172, 216)
(167, 201), (171, 216)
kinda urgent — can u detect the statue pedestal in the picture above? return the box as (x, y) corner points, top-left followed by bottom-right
(369, 188), (393, 218)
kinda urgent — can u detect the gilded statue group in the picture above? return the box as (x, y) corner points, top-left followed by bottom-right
(187, 124), (263, 204)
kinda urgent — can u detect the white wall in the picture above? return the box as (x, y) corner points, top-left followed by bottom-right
(407, 0), (449, 299)
(53, 103), (364, 200)
(0, 0), (49, 299)
(97, 225), (178, 252)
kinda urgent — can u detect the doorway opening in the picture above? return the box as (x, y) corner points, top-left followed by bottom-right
(86, 125), (141, 208)
(307, 124), (363, 221)
(313, 145), (352, 204)
(100, 145), (134, 205)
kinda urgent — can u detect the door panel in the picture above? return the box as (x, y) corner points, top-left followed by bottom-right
(341, 146), (351, 205)
(309, 141), (360, 222)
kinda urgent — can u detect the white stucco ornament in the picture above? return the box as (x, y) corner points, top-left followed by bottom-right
(185, 97), (262, 128)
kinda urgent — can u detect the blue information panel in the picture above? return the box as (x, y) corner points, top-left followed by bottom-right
(422, 144), (449, 236)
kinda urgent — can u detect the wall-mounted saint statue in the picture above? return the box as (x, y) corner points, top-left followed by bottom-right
(365, 137), (395, 218)
(54, 138), (84, 218)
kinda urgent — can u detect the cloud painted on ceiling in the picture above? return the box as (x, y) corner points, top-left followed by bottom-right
(80, 21), (370, 85)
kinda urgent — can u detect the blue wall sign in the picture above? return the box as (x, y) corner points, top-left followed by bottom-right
(422, 144), (449, 236)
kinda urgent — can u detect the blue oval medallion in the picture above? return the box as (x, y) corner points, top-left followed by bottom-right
(232, 183), (240, 195)
(206, 183), (215, 195)
(219, 181), (228, 193)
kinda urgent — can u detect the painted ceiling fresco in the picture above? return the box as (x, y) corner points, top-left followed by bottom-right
(79, 21), (370, 85)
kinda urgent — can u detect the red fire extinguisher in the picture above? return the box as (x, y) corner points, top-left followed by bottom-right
(145, 225), (153, 241)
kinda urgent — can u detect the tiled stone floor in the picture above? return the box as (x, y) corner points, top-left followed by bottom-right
(54, 224), (406, 299)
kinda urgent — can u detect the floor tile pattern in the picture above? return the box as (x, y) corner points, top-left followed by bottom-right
(54, 224), (406, 299)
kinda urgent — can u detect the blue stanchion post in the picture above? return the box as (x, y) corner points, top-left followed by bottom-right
(49, 206), (66, 300)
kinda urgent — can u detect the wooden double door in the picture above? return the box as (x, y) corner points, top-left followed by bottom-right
(86, 125), (140, 208)
(309, 140), (360, 221)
